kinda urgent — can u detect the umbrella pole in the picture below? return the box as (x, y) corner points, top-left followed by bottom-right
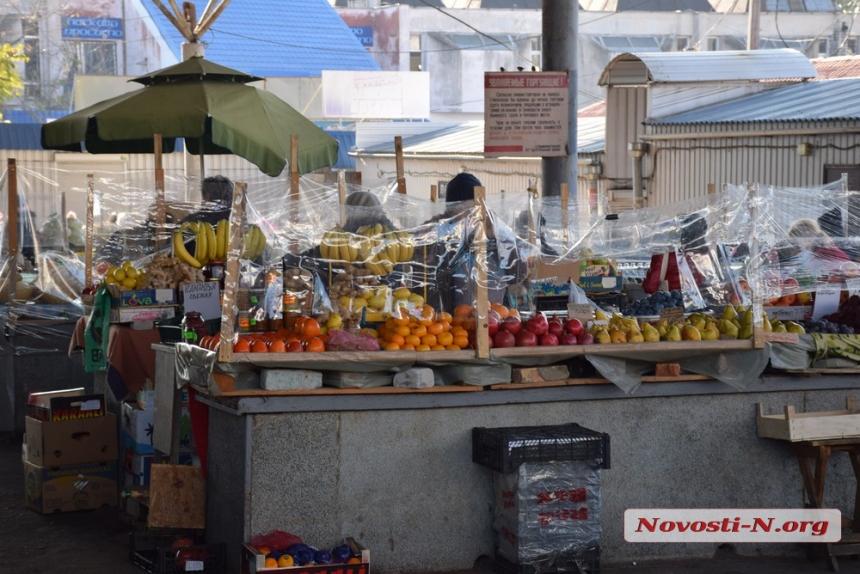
(290, 134), (299, 198)
(154, 134), (166, 250)
(395, 136), (406, 195)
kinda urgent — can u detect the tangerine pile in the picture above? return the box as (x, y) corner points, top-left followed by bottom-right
(230, 316), (327, 353)
(377, 304), (472, 351)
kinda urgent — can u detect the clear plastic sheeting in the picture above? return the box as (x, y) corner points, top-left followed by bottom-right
(750, 180), (860, 301)
(493, 460), (601, 570)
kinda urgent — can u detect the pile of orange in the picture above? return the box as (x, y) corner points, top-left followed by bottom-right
(377, 304), (471, 351)
(229, 316), (327, 353)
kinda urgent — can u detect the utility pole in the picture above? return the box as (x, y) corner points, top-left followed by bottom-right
(747, 0), (761, 50)
(541, 0), (577, 198)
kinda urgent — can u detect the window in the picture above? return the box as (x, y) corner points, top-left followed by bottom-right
(706, 37), (719, 51)
(676, 36), (690, 51)
(847, 38), (858, 55)
(71, 41), (117, 75)
(531, 36), (541, 70)
(817, 39), (829, 57)
(23, 18), (40, 98)
(596, 36), (661, 53)
(410, 34), (422, 72)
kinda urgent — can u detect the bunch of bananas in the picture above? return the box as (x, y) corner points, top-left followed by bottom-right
(812, 333), (860, 363)
(173, 221), (211, 268)
(242, 224), (267, 261)
(319, 223), (414, 276)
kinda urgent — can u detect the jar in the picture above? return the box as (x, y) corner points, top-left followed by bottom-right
(181, 311), (208, 345)
(237, 310), (251, 334)
(249, 295), (268, 332)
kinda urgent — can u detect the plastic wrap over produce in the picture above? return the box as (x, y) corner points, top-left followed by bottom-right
(556, 186), (750, 313)
(493, 460), (601, 568)
(750, 180), (860, 308)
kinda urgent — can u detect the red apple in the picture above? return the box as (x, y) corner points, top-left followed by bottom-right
(558, 333), (579, 346)
(488, 310), (501, 336)
(577, 332), (595, 345)
(501, 315), (523, 335)
(493, 330), (516, 348)
(526, 311), (549, 336)
(564, 318), (584, 337)
(547, 318), (564, 337)
(515, 330), (538, 347)
(539, 333), (559, 346)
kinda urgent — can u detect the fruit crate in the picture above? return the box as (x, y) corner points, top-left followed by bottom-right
(242, 538), (369, 573)
(129, 529), (226, 574)
(493, 546), (600, 574)
(473, 423), (610, 473)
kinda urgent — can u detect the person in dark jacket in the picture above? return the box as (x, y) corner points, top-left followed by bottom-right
(180, 175), (233, 226)
(426, 172), (528, 312)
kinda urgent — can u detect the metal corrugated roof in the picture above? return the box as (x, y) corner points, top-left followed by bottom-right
(646, 78), (860, 125)
(143, 0), (380, 77)
(598, 49), (817, 86)
(0, 124), (42, 150)
(354, 118), (605, 156)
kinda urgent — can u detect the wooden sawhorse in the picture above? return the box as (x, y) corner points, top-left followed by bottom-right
(793, 438), (860, 571)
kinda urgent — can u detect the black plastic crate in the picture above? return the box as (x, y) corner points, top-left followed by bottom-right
(473, 423), (610, 473)
(494, 546), (600, 574)
(130, 529), (226, 574)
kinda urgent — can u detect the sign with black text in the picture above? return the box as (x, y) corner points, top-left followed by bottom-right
(182, 282), (221, 321)
(484, 71), (569, 157)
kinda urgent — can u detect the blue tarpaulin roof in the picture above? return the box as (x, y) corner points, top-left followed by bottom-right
(142, 0), (380, 77)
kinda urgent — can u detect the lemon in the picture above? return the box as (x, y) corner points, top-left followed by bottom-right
(122, 261), (133, 269)
(105, 276), (118, 285)
(125, 267), (138, 279)
(277, 555), (294, 567)
(113, 268), (127, 282)
(106, 266), (119, 279)
(121, 277), (137, 289)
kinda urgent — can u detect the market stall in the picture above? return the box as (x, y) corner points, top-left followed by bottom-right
(41, 157), (860, 572)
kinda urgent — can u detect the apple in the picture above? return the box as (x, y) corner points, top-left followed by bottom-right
(526, 311), (549, 336)
(539, 333), (559, 346)
(488, 310), (501, 336)
(501, 315), (523, 335)
(547, 318), (564, 337)
(559, 333), (579, 346)
(564, 318), (584, 337)
(577, 332), (595, 345)
(493, 330), (516, 348)
(515, 330), (538, 347)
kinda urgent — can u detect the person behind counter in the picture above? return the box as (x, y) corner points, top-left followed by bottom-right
(180, 175), (234, 226)
(425, 172), (527, 312)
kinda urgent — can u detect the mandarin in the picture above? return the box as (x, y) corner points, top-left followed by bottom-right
(404, 334), (422, 347)
(437, 311), (453, 323)
(421, 334), (437, 347)
(454, 303), (473, 317)
(437, 332), (454, 346)
(490, 303), (510, 318)
(446, 344), (461, 351)
(416, 344), (431, 351)
(431, 345), (446, 351)
(384, 342), (401, 351)
(427, 322), (444, 336)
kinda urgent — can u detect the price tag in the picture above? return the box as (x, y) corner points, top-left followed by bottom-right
(847, 278), (860, 298)
(659, 307), (684, 322)
(568, 303), (594, 322)
(182, 282), (221, 320)
(812, 285), (841, 320)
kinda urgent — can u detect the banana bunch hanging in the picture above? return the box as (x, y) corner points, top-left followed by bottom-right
(173, 220), (220, 269)
(242, 224), (267, 261)
(319, 223), (414, 275)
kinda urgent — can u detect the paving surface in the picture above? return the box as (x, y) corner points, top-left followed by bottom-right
(4, 433), (860, 574)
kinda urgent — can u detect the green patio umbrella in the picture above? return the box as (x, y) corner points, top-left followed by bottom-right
(41, 57), (338, 177)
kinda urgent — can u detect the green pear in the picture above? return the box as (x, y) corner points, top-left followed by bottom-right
(722, 305), (737, 321)
(738, 324), (754, 340)
(595, 328), (611, 344)
(720, 319), (739, 339)
(702, 322), (720, 341)
(642, 323), (661, 343)
(665, 325), (682, 341)
(628, 326), (645, 344)
(785, 321), (806, 335)
(682, 325), (702, 341)
(773, 322), (788, 334)
(656, 322), (668, 338)
(742, 309), (754, 326)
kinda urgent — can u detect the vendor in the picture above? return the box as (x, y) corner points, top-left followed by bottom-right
(424, 172), (527, 312)
(181, 175), (234, 226)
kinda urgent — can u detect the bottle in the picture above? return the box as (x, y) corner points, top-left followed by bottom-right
(237, 310), (251, 334)
(181, 311), (207, 345)
(249, 295), (268, 332)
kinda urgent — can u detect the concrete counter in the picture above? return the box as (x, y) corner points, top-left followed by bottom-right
(200, 374), (860, 573)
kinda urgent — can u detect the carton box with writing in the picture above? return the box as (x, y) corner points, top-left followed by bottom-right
(23, 459), (118, 514)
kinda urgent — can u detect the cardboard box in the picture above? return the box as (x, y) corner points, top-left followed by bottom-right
(113, 288), (177, 308)
(27, 390), (106, 422)
(110, 305), (176, 324)
(122, 447), (193, 487)
(532, 256), (623, 294)
(24, 459), (118, 514)
(136, 388), (189, 412)
(25, 414), (118, 467)
(121, 401), (193, 455)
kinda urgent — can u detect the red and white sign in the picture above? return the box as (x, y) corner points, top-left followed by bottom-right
(624, 508), (841, 543)
(484, 71), (569, 157)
